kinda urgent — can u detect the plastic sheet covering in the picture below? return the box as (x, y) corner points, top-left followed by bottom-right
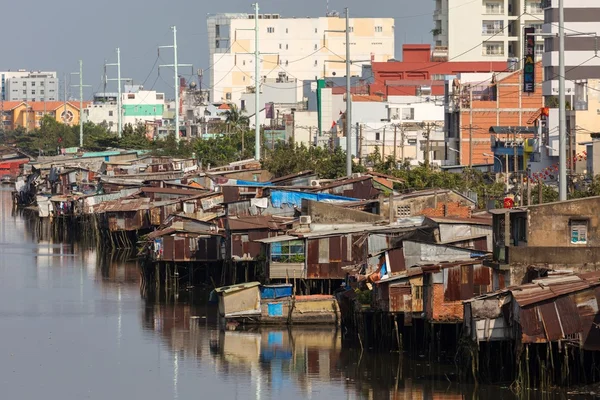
(270, 190), (357, 208)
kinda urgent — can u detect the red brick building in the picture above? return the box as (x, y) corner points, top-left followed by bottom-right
(368, 45), (508, 98)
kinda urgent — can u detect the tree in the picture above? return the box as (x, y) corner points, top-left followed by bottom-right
(223, 104), (250, 132)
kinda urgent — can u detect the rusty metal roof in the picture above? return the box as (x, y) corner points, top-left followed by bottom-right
(141, 187), (207, 196)
(95, 197), (151, 213)
(227, 215), (292, 231)
(510, 272), (600, 307)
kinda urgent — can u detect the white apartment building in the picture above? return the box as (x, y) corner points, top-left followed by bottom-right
(541, 0), (600, 97)
(207, 13), (394, 104)
(2, 70), (58, 102)
(433, 0), (545, 62)
(83, 86), (165, 132)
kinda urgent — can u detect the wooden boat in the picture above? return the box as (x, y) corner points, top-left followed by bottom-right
(214, 282), (340, 326)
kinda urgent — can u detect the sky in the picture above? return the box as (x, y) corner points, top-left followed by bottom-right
(2, 0), (433, 101)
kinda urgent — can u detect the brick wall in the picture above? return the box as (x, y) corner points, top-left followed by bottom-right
(419, 202), (472, 219)
(431, 284), (464, 322)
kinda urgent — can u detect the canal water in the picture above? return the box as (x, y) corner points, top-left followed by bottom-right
(0, 187), (592, 399)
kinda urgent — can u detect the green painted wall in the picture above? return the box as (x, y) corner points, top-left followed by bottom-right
(123, 104), (164, 117)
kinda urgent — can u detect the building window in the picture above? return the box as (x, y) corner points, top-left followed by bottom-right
(267, 27), (275, 33)
(31, 90), (35, 95)
(535, 43), (544, 56)
(285, 60), (288, 66)
(225, 92), (232, 100)
(482, 20), (504, 35)
(22, 82), (26, 86)
(401, 108), (415, 120)
(271, 240), (305, 263)
(349, 26), (354, 32)
(314, 60), (318, 66)
(375, 26), (383, 32)
(279, 43), (282, 49)
(22, 90), (26, 95)
(286, 44), (288, 50)
(527, 2), (543, 14)
(484, 2), (504, 14)
(482, 42), (504, 55)
(315, 28), (317, 33)
(314, 44), (318, 50)
(40, 81), (44, 86)
(571, 220), (588, 244)
(31, 82), (36, 87)
(413, 286), (423, 300)
(108, 111), (114, 116)
(375, 132), (380, 141)
(156, 94), (163, 100)
(128, 94), (135, 99)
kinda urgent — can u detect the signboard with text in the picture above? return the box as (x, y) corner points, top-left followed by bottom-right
(523, 27), (535, 93)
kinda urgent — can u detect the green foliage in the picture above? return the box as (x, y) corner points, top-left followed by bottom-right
(531, 183), (559, 204)
(355, 289), (372, 305)
(262, 141), (361, 179)
(194, 130), (255, 168)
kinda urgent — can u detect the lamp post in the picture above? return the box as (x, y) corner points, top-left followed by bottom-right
(484, 152), (509, 193)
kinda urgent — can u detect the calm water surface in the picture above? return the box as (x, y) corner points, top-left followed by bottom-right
(0, 188), (591, 399)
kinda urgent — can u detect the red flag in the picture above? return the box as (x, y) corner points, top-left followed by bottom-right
(331, 121), (337, 129)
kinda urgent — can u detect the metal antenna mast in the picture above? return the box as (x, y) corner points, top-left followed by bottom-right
(70, 60), (92, 148)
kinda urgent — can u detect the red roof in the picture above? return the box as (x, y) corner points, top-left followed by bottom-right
(218, 103), (231, 110)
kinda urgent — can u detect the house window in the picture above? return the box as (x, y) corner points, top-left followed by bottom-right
(128, 94), (135, 99)
(375, 132), (380, 141)
(279, 43), (282, 49)
(375, 26), (383, 32)
(286, 44), (288, 50)
(156, 94), (164, 100)
(271, 240), (305, 263)
(571, 220), (588, 244)
(314, 60), (318, 66)
(482, 42), (504, 55)
(40, 90), (44, 95)
(108, 111), (114, 116)
(286, 28), (288, 33)
(31, 90), (35, 95)
(22, 90), (26, 95)
(314, 44), (318, 50)
(31, 82), (36, 87)
(413, 286), (423, 300)
(22, 82), (26, 86)
(535, 43), (544, 56)
(397, 205), (411, 217)
(482, 20), (504, 35)
(267, 27), (275, 33)
(401, 108), (415, 120)
(40, 81), (44, 87)
(484, 2), (504, 14)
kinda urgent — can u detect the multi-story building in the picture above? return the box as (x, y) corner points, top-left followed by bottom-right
(1, 101), (87, 131)
(1, 70), (58, 102)
(83, 86), (165, 133)
(433, 0), (545, 62)
(207, 12), (394, 104)
(541, 0), (600, 97)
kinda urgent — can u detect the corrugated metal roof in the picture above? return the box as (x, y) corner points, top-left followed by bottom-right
(254, 235), (297, 244)
(214, 282), (260, 294)
(95, 197), (151, 213)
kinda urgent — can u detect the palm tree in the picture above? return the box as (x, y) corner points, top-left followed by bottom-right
(224, 104), (250, 132)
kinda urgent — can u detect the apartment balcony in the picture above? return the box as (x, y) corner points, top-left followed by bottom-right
(482, 29), (504, 36)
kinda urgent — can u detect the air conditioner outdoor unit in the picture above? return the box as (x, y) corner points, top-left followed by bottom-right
(351, 173), (362, 178)
(309, 179), (321, 187)
(299, 216), (312, 225)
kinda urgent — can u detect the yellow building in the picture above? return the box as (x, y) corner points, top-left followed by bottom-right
(2, 101), (88, 131)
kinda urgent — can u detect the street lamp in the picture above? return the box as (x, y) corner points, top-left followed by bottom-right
(483, 152), (508, 193)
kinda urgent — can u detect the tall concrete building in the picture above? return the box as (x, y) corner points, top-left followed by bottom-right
(206, 12), (395, 104)
(541, 0), (600, 97)
(432, 0), (545, 62)
(1, 70), (58, 102)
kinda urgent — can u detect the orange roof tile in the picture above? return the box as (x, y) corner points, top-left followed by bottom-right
(1, 101), (25, 110)
(218, 103), (231, 110)
(351, 94), (384, 102)
(26, 101), (89, 112)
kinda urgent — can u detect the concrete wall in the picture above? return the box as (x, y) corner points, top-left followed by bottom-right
(303, 199), (383, 224)
(526, 197), (600, 247)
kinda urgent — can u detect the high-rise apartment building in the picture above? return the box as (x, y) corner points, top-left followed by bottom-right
(1, 70), (58, 102)
(433, 0), (545, 63)
(207, 13), (395, 104)
(541, 0), (600, 97)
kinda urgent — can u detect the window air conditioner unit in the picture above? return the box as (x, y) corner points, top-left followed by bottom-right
(299, 216), (312, 225)
(309, 179), (321, 187)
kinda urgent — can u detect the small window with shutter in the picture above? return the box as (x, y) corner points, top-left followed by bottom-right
(571, 220), (588, 244)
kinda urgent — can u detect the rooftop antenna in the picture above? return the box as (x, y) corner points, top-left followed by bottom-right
(326, 0), (329, 16)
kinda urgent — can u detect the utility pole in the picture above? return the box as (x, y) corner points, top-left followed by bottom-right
(421, 122), (438, 167)
(63, 73), (67, 128)
(159, 26), (193, 143)
(71, 60), (91, 148)
(558, 0), (567, 201)
(254, 3), (260, 160)
(382, 126), (386, 160)
(393, 124), (397, 162)
(106, 48), (131, 138)
(345, 8), (352, 176)
(357, 122), (362, 164)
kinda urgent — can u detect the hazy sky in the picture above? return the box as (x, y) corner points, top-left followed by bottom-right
(2, 0), (433, 100)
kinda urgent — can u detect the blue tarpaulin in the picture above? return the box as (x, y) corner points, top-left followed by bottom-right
(270, 190), (357, 208)
(235, 180), (274, 187)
